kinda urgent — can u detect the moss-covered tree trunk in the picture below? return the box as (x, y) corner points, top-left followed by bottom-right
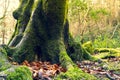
(8, 0), (93, 63)
(0, 0), (96, 79)
(8, 0), (69, 63)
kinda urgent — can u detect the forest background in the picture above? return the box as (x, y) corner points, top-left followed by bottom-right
(0, 0), (120, 49)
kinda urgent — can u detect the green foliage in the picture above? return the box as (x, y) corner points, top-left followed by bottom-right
(69, 0), (87, 10)
(74, 35), (82, 43)
(69, 0), (120, 46)
(89, 8), (109, 20)
(69, 0), (88, 22)
(93, 35), (120, 48)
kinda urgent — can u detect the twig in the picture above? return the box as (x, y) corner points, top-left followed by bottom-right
(110, 23), (120, 39)
(106, 73), (115, 80)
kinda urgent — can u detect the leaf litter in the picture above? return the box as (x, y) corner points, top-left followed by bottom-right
(11, 57), (120, 80)
(77, 57), (120, 80)
(21, 60), (66, 80)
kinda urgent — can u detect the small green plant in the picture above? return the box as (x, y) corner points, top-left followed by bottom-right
(89, 8), (109, 20)
(93, 35), (120, 48)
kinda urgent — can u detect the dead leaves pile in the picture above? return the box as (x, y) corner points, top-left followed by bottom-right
(21, 60), (66, 80)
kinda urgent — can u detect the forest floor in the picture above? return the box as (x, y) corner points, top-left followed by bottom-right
(77, 57), (120, 80)
(12, 57), (120, 80)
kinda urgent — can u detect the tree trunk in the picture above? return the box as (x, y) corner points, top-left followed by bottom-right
(8, 0), (69, 63)
(8, 0), (93, 63)
(0, 0), (96, 79)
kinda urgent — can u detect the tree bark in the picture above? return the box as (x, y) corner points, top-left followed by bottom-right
(8, 0), (69, 63)
(8, 0), (34, 47)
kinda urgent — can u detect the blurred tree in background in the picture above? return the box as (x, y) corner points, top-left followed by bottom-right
(68, 0), (120, 48)
(0, 0), (18, 44)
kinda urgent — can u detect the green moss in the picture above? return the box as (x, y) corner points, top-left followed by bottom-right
(40, 39), (64, 63)
(82, 41), (94, 54)
(0, 46), (32, 80)
(95, 48), (120, 53)
(67, 39), (96, 61)
(65, 34), (97, 61)
(67, 38), (84, 61)
(12, 44), (36, 63)
(9, 0), (69, 64)
(94, 48), (120, 59)
(41, 0), (68, 39)
(0, 45), (11, 71)
(6, 66), (32, 80)
(55, 67), (97, 80)
(58, 46), (97, 80)
(60, 51), (75, 69)
(94, 52), (120, 59)
(0, 60), (11, 72)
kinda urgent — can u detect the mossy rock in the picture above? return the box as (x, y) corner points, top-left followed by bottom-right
(94, 48), (120, 54)
(0, 66), (32, 80)
(94, 48), (120, 59)
(6, 66), (32, 80)
(0, 53), (11, 71)
(55, 67), (97, 80)
(0, 46), (11, 71)
(94, 52), (120, 59)
(0, 45), (32, 80)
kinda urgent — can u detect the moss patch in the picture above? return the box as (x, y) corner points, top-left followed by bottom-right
(6, 66), (32, 80)
(94, 48), (120, 54)
(82, 41), (94, 54)
(94, 52), (120, 59)
(94, 48), (120, 59)
(0, 45), (11, 71)
(60, 51), (75, 69)
(55, 67), (97, 80)
(58, 46), (97, 80)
